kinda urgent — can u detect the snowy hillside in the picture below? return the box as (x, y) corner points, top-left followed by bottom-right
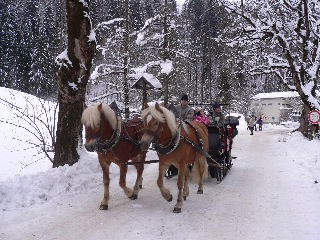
(0, 87), (55, 181)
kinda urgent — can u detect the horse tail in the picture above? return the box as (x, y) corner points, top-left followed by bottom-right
(191, 155), (208, 183)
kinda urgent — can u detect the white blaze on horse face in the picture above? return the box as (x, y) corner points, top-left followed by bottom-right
(140, 115), (156, 150)
(146, 114), (152, 124)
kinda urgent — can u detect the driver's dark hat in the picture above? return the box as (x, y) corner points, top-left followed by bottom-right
(181, 94), (188, 101)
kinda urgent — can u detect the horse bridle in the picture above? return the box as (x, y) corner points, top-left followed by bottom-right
(85, 112), (122, 151)
(85, 132), (102, 139)
(143, 115), (182, 155)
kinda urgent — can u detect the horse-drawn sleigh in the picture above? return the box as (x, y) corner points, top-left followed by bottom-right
(81, 101), (239, 213)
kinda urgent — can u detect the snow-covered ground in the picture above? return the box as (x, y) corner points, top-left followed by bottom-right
(0, 88), (320, 240)
(1, 128), (320, 240)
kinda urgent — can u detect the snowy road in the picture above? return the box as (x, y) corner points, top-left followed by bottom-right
(1, 128), (320, 240)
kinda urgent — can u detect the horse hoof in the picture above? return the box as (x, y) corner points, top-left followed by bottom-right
(183, 196), (187, 201)
(99, 204), (108, 210)
(130, 194), (138, 200)
(167, 195), (173, 202)
(173, 207), (181, 213)
(197, 189), (203, 194)
(139, 185), (143, 189)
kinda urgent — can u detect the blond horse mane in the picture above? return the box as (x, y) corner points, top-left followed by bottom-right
(81, 103), (117, 130)
(142, 104), (178, 136)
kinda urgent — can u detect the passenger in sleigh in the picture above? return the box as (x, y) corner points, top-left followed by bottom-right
(208, 103), (225, 129)
(194, 107), (211, 126)
(207, 103), (225, 158)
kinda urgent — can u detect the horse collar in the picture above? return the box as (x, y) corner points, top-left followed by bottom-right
(95, 115), (122, 151)
(153, 119), (182, 155)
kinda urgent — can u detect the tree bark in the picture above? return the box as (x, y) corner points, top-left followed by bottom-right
(53, 0), (95, 167)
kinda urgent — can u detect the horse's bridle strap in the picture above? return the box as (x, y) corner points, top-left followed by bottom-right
(85, 132), (101, 139)
(143, 129), (158, 137)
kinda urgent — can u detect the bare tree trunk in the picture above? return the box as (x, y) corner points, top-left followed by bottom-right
(54, 0), (95, 167)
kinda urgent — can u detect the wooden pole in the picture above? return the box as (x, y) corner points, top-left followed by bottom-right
(142, 80), (148, 109)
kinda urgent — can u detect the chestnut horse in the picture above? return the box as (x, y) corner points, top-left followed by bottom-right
(81, 103), (146, 210)
(140, 103), (209, 213)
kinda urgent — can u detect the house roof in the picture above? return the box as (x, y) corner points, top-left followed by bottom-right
(253, 91), (300, 100)
(130, 73), (162, 90)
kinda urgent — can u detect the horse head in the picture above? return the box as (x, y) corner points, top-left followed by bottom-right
(140, 102), (177, 151)
(81, 103), (119, 152)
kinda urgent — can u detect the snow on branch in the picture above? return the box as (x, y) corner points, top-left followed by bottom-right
(95, 18), (125, 30)
(131, 61), (162, 75)
(301, 82), (320, 110)
(55, 49), (73, 68)
(90, 64), (124, 82)
(78, 0), (88, 8)
(160, 59), (173, 75)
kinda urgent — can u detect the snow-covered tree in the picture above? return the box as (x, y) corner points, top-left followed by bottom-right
(90, 0), (146, 117)
(134, 0), (178, 104)
(54, 0), (95, 167)
(0, 0), (66, 97)
(220, 0), (320, 138)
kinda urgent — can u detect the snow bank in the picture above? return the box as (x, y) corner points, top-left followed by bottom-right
(0, 150), (102, 211)
(284, 131), (320, 182)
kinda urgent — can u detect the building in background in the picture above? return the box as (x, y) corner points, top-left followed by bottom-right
(251, 92), (302, 124)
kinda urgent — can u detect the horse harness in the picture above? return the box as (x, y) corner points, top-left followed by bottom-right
(94, 114), (142, 152)
(152, 119), (182, 154)
(150, 119), (221, 167)
(151, 119), (203, 155)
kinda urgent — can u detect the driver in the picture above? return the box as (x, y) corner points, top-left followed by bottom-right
(175, 94), (194, 121)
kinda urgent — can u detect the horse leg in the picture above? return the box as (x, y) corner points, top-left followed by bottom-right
(157, 163), (173, 202)
(173, 164), (185, 213)
(132, 157), (144, 200)
(197, 156), (208, 194)
(183, 165), (190, 201)
(98, 154), (111, 210)
(118, 163), (134, 199)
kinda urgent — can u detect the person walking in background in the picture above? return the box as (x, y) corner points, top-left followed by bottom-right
(248, 115), (255, 135)
(254, 116), (257, 131)
(194, 107), (210, 126)
(175, 94), (194, 122)
(257, 116), (263, 131)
